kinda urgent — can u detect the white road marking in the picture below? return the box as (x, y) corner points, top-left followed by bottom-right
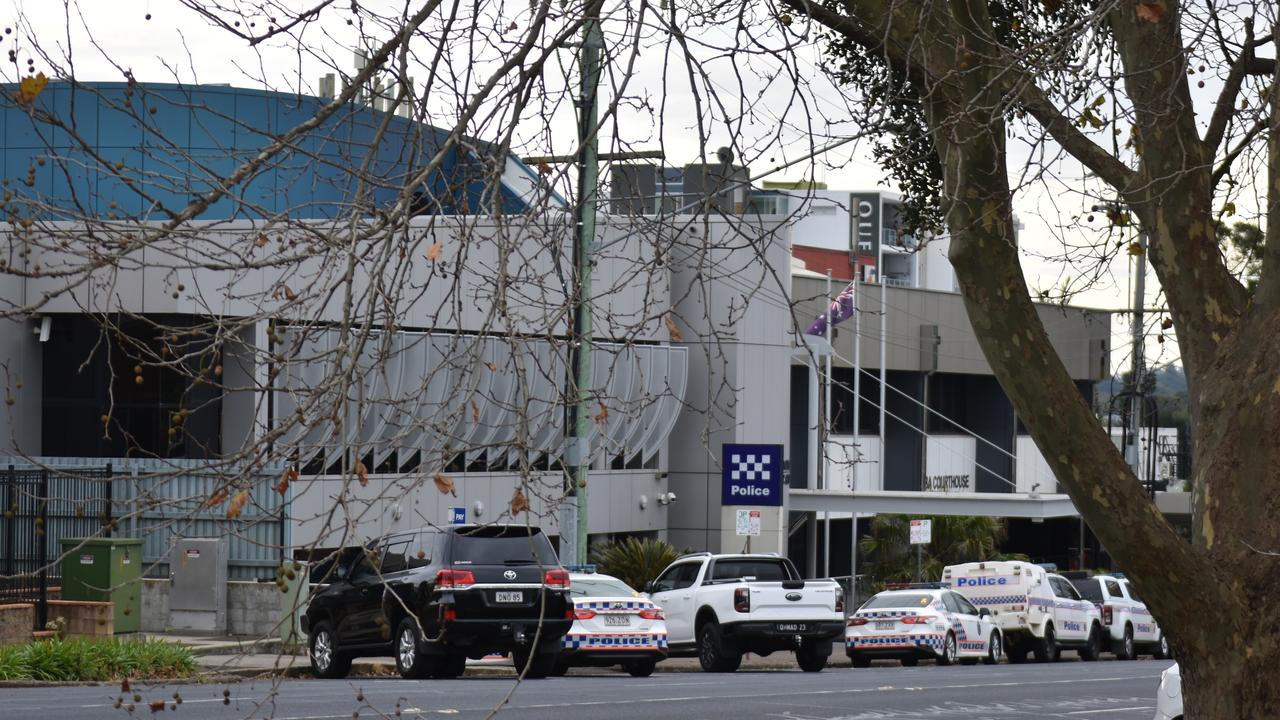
(1066, 708), (1156, 715)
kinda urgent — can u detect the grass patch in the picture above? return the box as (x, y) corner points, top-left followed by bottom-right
(0, 637), (197, 681)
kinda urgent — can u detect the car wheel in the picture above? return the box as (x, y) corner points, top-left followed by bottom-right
(796, 641), (828, 673)
(849, 654), (872, 668)
(697, 622), (741, 673)
(626, 659), (657, 677)
(1152, 633), (1171, 660)
(512, 647), (557, 679)
(309, 621), (353, 679)
(395, 618), (437, 679)
(983, 631), (1002, 665)
(1080, 625), (1102, 661)
(552, 660), (570, 677)
(901, 657), (919, 667)
(431, 653), (467, 679)
(1006, 640), (1028, 664)
(937, 632), (958, 666)
(1032, 624), (1056, 663)
(1117, 625), (1136, 661)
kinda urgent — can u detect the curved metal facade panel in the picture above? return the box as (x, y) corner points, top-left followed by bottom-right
(271, 331), (687, 470)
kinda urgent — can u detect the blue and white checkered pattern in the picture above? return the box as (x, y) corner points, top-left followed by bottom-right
(856, 610), (925, 619)
(848, 633), (944, 650)
(561, 633), (668, 650)
(729, 453), (773, 482)
(577, 600), (653, 611)
(969, 594), (1027, 606)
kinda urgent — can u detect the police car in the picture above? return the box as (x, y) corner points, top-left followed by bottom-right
(554, 568), (668, 677)
(1067, 573), (1169, 660)
(846, 585), (1003, 667)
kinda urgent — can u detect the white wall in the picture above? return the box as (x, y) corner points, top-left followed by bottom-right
(918, 235), (957, 293)
(1015, 435), (1059, 494)
(923, 435), (978, 491)
(784, 190), (852, 252)
(825, 435), (880, 492)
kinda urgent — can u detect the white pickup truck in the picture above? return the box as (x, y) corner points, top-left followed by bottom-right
(644, 553), (845, 672)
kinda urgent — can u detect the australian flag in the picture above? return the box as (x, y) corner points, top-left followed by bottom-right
(805, 280), (857, 336)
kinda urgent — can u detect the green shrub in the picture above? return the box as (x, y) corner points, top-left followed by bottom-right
(590, 536), (689, 592)
(0, 637), (196, 681)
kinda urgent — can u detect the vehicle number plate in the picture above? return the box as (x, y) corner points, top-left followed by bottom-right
(494, 591), (523, 603)
(776, 623), (807, 632)
(603, 615), (630, 627)
(875, 621), (896, 630)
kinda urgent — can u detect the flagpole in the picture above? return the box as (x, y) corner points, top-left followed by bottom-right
(878, 232), (887, 494)
(851, 268), (860, 593)
(823, 269), (832, 578)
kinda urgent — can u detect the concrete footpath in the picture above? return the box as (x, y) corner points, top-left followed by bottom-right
(153, 634), (853, 679)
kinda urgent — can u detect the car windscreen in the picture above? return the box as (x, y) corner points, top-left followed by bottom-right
(1071, 580), (1104, 603)
(570, 576), (637, 597)
(449, 527), (557, 565)
(709, 559), (792, 582)
(861, 593), (934, 610)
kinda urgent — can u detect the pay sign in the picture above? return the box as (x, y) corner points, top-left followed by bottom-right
(909, 519), (932, 545)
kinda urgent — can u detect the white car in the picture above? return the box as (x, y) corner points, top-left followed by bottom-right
(1154, 663), (1182, 719)
(555, 571), (668, 677)
(1068, 573), (1169, 660)
(846, 586), (1003, 667)
(943, 561), (1103, 663)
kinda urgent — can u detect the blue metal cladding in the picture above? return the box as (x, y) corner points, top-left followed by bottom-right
(0, 81), (530, 221)
(0, 456), (287, 581)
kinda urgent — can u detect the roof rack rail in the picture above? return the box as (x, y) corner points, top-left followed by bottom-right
(884, 582), (949, 590)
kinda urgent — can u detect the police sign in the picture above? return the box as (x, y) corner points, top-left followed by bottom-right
(722, 443), (783, 507)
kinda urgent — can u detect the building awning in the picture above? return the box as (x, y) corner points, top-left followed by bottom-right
(788, 488), (1191, 519)
(271, 328), (687, 470)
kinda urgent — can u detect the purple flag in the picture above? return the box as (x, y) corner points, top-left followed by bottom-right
(805, 280), (856, 336)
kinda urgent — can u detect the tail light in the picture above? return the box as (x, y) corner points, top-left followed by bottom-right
(901, 615), (931, 625)
(544, 568), (570, 589)
(733, 587), (750, 613)
(639, 608), (664, 621)
(574, 608), (597, 620)
(443, 608), (457, 621)
(1102, 604), (1113, 626)
(435, 569), (476, 590)
(848, 617), (868, 627)
(835, 588), (845, 614)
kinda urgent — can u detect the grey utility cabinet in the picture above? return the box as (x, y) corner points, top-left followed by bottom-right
(168, 537), (228, 633)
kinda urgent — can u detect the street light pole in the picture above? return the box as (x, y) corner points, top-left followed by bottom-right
(562, 2), (603, 566)
(1127, 230), (1148, 485)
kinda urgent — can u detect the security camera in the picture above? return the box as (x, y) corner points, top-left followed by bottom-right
(663, 491), (678, 504)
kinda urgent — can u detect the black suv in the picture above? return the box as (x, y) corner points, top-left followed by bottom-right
(302, 524), (572, 679)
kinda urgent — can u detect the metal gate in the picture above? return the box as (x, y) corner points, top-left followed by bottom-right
(0, 465), (113, 629)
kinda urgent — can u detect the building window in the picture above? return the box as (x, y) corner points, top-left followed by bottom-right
(42, 315), (222, 458)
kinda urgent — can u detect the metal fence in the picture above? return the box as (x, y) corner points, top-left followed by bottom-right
(0, 457), (287, 584)
(0, 465), (113, 628)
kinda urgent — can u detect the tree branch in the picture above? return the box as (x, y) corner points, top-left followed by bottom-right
(1254, 19), (1280, 308)
(1205, 27), (1259, 155)
(1008, 79), (1137, 192)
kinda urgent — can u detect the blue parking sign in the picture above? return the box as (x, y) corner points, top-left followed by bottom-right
(449, 507), (466, 524)
(722, 443), (783, 507)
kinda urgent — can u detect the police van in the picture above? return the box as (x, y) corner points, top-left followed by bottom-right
(941, 561), (1103, 663)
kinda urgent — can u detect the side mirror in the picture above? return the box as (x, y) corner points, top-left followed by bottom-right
(979, 608), (991, 618)
(643, 581), (655, 594)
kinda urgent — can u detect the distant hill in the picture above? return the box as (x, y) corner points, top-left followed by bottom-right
(1095, 365), (1188, 427)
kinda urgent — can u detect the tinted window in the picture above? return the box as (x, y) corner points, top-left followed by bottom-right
(449, 526), (556, 565)
(709, 559), (791, 582)
(380, 536), (412, 574)
(1072, 580), (1104, 603)
(862, 593), (934, 609)
(951, 593), (980, 616)
(1049, 577), (1071, 599)
(570, 576), (637, 597)
(941, 593), (961, 613)
(1103, 579), (1123, 599)
(652, 563), (700, 592)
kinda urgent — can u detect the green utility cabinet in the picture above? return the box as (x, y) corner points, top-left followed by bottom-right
(59, 538), (144, 633)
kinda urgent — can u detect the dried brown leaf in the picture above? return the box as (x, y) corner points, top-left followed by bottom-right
(355, 460), (369, 487)
(283, 285), (297, 301)
(432, 473), (457, 497)
(274, 467), (298, 495)
(510, 487), (529, 514)
(425, 240), (442, 262)
(15, 73), (48, 105)
(226, 490), (250, 520)
(471, 399), (480, 423)
(665, 315), (683, 343)
(594, 402), (609, 424)
(255, 233), (269, 248)
(205, 490), (229, 508)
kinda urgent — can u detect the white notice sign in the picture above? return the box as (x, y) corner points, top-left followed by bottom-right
(735, 509), (762, 536)
(909, 518), (932, 545)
